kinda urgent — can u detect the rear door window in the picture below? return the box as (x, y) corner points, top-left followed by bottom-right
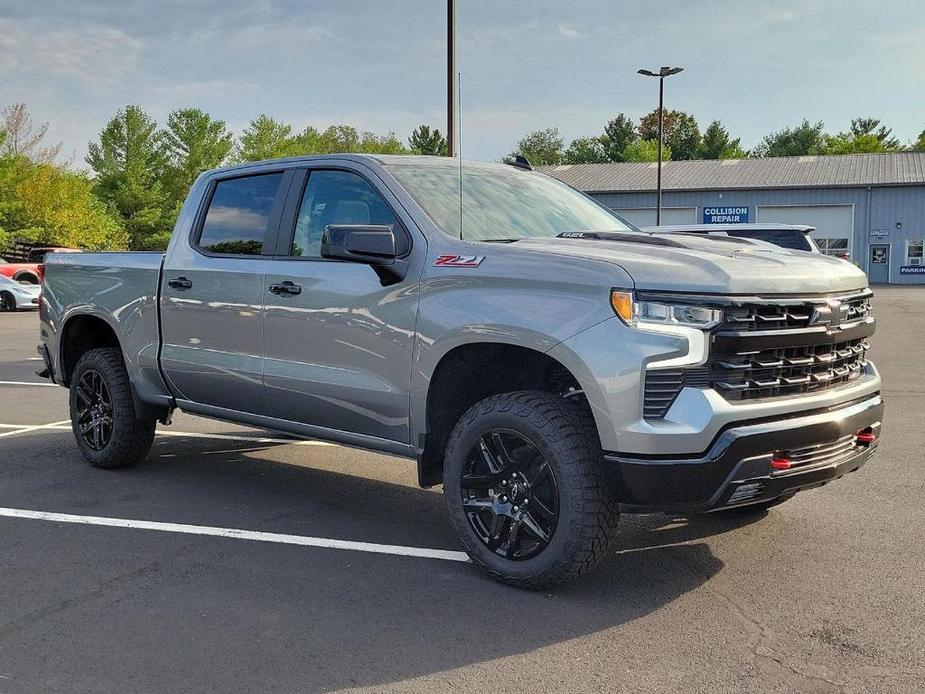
(197, 173), (285, 255)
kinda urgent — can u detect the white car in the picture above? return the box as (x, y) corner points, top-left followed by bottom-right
(0, 274), (41, 311)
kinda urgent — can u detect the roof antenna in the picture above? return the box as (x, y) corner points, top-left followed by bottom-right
(457, 71), (464, 240)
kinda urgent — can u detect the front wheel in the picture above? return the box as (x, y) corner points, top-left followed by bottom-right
(443, 391), (619, 589)
(69, 347), (156, 469)
(0, 292), (15, 312)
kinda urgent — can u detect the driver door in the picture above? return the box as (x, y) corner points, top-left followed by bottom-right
(262, 165), (421, 444)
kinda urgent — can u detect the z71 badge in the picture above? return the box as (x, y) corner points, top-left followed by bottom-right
(433, 255), (485, 267)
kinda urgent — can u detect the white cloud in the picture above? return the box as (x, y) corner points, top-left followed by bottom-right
(0, 17), (142, 87)
(557, 23), (584, 40)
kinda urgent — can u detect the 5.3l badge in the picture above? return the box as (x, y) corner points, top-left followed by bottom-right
(433, 255), (485, 267)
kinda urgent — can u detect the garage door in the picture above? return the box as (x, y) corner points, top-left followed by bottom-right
(756, 205), (854, 258)
(614, 207), (697, 227)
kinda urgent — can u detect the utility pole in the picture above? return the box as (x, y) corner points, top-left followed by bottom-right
(637, 66), (684, 225)
(447, 0), (456, 157)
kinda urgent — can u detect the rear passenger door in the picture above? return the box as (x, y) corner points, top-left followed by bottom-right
(262, 165), (420, 444)
(160, 170), (291, 415)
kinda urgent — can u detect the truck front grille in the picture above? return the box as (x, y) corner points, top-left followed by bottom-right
(642, 290), (874, 420)
(712, 337), (869, 401)
(722, 292), (872, 332)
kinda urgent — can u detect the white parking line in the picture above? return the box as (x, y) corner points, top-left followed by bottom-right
(0, 422), (335, 446)
(0, 507), (471, 563)
(0, 380), (57, 387)
(0, 420), (71, 438)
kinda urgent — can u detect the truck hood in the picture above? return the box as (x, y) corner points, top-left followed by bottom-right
(514, 232), (868, 294)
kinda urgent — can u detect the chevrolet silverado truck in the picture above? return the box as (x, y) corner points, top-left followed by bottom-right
(37, 155), (883, 588)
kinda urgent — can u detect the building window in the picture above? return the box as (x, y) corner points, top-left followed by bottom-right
(816, 238), (849, 257)
(907, 240), (924, 266)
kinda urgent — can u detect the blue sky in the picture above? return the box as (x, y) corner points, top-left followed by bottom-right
(1, 0), (923, 166)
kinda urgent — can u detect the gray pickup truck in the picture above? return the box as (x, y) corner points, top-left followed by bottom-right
(38, 155), (883, 588)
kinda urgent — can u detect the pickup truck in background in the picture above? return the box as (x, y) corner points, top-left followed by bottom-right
(643, 223), (821, 254)
(1, 246), (81, 284)
(38, 155), (883, 588)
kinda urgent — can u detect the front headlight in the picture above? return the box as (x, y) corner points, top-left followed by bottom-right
(610, 290), (722, 329)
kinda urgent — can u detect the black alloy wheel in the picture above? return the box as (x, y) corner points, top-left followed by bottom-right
(74, 369), (114, 451)
(460, 429), (559, 561)
(0, 292), (14, 312)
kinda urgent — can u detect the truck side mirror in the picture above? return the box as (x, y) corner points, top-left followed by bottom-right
(321, 224), (408, 284)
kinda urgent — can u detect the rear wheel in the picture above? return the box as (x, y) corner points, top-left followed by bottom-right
(13, 273), (38, 285)
(69, 347), (156, 469)
(443, 391), (619, 589)
(0, 292), (15, 312)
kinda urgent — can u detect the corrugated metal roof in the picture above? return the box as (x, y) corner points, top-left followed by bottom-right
(540, 151), (925, 193)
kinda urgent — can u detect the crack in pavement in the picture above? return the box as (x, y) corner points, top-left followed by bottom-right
(661, 544), (923, 693)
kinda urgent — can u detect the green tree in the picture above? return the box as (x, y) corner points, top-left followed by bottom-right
(0, 130), (20, 251)
(509, 128), (564, 166)
(408, 125), (447, 155)
(623, 139), (670, 162)
(914, 129), (925, 151)
(638, 109), (701, 160)
(699, 120), (746, 159)
(563, 136), (606, 163)
(753, 119), (826, 157)
(849, 117), (901, 150)
(234, 115), (293, 162)
(277, 125), (324, 157)
(820, 117), (904, 155)
(13, 164), (127, 250)
(86, 105), (170, 250)
(318, 125), (407, 154)
(162, 108), (233, 206)
(601, 114), (636, 162)
(821, 132), (890, 155)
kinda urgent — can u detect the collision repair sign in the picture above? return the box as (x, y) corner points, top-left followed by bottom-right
(703, 206), (749, 224)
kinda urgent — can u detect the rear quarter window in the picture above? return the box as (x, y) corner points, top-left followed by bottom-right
(197, 173), (284, 255)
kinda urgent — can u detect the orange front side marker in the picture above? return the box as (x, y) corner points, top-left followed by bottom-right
(610, 290), (634, 324)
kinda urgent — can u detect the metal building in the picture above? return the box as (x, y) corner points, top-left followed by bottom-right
(543, 151), (925, 284)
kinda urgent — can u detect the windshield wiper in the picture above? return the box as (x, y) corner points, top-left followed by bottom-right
(481, 238), (521, 243)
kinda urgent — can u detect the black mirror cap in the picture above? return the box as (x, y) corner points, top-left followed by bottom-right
(321, 224), (409, 284)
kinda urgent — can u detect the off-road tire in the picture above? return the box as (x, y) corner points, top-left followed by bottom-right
(443, 390), (619, 589)
(69, 347), (156, 469)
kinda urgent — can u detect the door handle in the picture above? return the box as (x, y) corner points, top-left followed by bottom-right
(167, 277), (193, 290)
(269, 281), (302, 296)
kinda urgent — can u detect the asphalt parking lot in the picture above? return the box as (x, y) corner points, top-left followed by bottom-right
(0, 287), (923, 694)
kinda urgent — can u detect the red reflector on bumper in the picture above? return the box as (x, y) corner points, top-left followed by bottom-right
(856, 431), (877, 444)
(771, 457), (792, 471)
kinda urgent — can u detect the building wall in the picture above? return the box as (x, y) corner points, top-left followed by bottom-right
(590, 185), (925, 284)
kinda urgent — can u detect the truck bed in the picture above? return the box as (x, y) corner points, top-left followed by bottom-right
(41, 251), (169, 407)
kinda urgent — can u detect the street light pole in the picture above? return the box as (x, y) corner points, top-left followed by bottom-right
(447, 0), (456, 157)
(637, 66), (683, 225)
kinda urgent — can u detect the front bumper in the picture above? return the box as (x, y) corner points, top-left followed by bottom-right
(604, 394), (883, 513)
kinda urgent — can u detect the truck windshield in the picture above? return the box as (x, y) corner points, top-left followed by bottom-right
(384, 160), (634, 241)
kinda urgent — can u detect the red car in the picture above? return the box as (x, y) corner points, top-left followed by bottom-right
(0, 247), (81, 283)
